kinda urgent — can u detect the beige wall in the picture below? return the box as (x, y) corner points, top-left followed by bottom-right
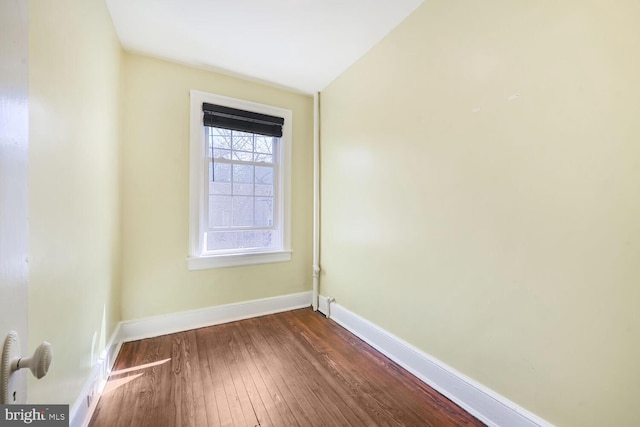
(27, 1), (312, 405)
(320, 1), (640, 426)
(29, 0), (122, 404)
(120, 54), (313, 320)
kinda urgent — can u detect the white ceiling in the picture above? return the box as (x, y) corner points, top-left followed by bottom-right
(106, 0), (423, 94)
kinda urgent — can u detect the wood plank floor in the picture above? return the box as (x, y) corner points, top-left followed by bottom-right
(89, 308), (485, 427)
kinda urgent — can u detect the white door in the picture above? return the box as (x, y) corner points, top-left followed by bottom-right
(0, 0), (29, 404)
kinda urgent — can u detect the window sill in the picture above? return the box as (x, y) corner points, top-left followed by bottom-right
(187, 250), (292, 270)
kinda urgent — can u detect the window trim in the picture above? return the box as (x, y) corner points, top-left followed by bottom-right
(188, 90), (292, 270)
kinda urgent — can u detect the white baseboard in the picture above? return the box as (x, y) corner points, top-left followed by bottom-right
(116, 291), (311, 343)
(318, 295), (554, 427)
(69, 325), (122, 427)
(70, 291), (312, 427)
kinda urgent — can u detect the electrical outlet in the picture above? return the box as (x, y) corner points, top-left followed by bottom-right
(86, 379), (98, 408)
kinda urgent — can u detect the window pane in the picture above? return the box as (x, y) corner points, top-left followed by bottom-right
(233, 164), (253, 183)
(209, 195), (231, 227)
(233, 150), (253, 162)
(211, 182), (231, 195)
(213, 163), (231, 182)
(211, 127), (231, 137)
(207, 231), (236, 250)
(255, 136), (272, 154)
(255, 166), (273, 196)
(260, 230), (275, 248)
(255, 184), (272, 197)
(255, 166), (273, 184)
(254, 153), (273, 163)
(207, 230), (275, 251)
(238, 230), (274, 249)
(210, 162), (231, 195)
(212, 148), (231, 159)
(211, 133), (231, 149)
(232, 132), (253, 152)
(255, 197), (274, 226)
(201, 122), (284, 254)
(234, 183), (253, 196)
(232, 196), (253, 226)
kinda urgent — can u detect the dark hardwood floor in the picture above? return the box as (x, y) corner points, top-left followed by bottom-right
(89, 308), (485, 427)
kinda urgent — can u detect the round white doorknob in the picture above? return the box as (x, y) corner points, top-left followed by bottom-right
(12, 341), (52, 379)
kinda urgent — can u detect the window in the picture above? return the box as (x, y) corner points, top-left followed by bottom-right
(188, 91), (292, 269)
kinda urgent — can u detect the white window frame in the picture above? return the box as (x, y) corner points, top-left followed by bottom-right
(188, 90), (292, 269)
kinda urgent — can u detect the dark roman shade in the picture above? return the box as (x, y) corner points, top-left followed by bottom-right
(203, 103), (285, 138)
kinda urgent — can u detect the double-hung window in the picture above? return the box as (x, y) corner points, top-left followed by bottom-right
(188, 91), (292, 269)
